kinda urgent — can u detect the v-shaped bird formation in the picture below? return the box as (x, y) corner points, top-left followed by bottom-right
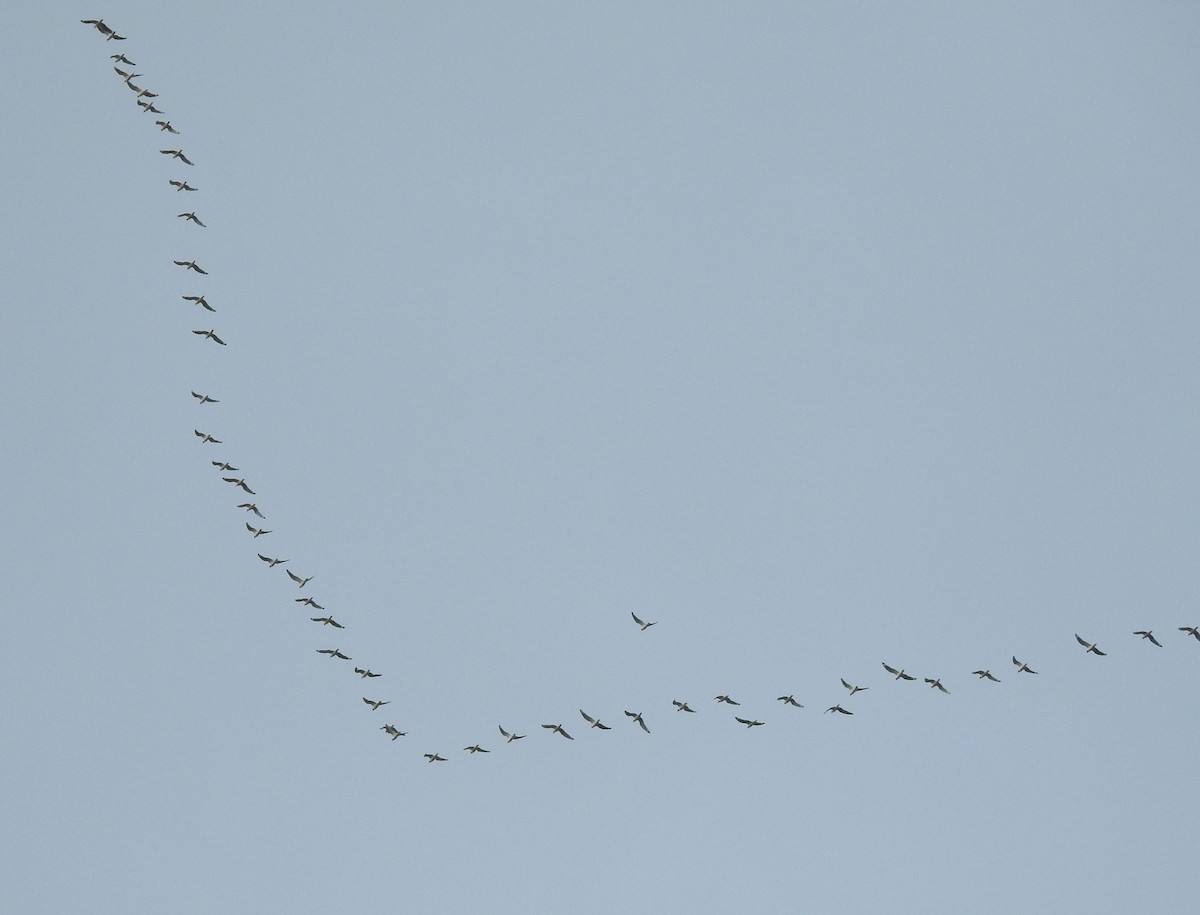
(77, 18), (1200, 766)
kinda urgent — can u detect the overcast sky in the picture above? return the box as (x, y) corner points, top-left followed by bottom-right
(4, 4), (1200, 913)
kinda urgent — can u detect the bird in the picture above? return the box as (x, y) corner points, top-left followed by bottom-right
(257, 554), (287, 567)
(286, 571), (314, 588)
(81, 19), (126, 40)
(156, 120), (180, 134)
(223, 477), (254, 493)
(714, 695), (741, 705)
(1180, 626), (1200, 641)
(624, 711), (650, 733)
(498, 725), (525, 743)
(631, 612), (656, 630)
(972, 670), (1001, 682)
(579, 710), (611, 729)
(380, 724), (405, 740)
(175, 260), (208, 274)
(191, 391), (218, 404)
(110, 53), (136, 66)
(840, 678), (868, 695)
(160, 148), (191, 164)
(464, 745), (490, 754)
(363, 697), (390, 710)
(1134, 630), (1163, 647)
(924, 678), (950, 694)
(296, 597), (324, 609)
(672, 700), (696, 713)
(238, 503), (265, 518)
(183, 295), (214, 311)
(193, 429), (221, 444)
(316, 648), (350, 660)
(1075, 634), (1106, 656)
(354, 668), (381, 678)
(542, 724), (574, 740)
(310, 616), (344, 629)
(177, 212), (205, 226)
(424, 753), (447, 763)
(777, 695), (803, 707)
(882, 663), (916, 681)
(137, 100), (164, 113)
(112, 67), (141, 85)
(169, 179), (197, 192)
(245, 523), (271, 538)
(1012, 656), (1038, 674)
(212, 461), (238, 472)
(825, 705), (854, 715)
(192, 329), (225, 345)
(130, 87), (158, 99)
(735, 717), (765, 728)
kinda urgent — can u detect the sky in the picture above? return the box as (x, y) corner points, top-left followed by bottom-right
(4, 3), (1200, 912)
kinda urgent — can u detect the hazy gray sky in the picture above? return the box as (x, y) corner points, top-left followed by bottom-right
(4, 4), (1200, 913)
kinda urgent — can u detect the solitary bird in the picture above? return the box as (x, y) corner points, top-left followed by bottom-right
(110, 53), (136, 66)
(238, 502), (265, 518)
(156, 120), (180, 134)
(631, 612), (656, 630)
(257, 554), (287, 567)
(191, 391), (218, 404)
(183, 295), (214, 311)
(381, 724), (405, 740)
(193, 429), (221, 444)
(363, 697), (389, 710)
(1012, 656), (1038, 674)
(316, 648), (350, 660)
(286, 570), (314, 588)
(671, 700), (696, 713)
(355, 668), (381, 678)
(81, 19), (126, 40)
(137, 100), (164, 113)
(296, 597), (324, 609)
(1134, 630), (1162, 647)
(424, 753), (447, 763)
(624, 710), (650, 733)
(178, 212), (205, 226)
(714, 695), (741, 705)
(840, 678), (868, 695)
(972, 670), (1001, 682)
(464, 745), (489, 754)
(542, 723), (574, 740)
(175, 260), (208, 274)
(245, 523), (271, 538)
(1075, 634), (1106, 656)
(498, 725), (525, 743)
(310, 616), (344, 629)
(224, 477), (254, 493)
(1180, 626), (1200, 641)
(579, 710), (611, 729)
(160, 148), (192, 164)
(735, 717), (765, 728)
(882, 663), (916, 681)
(193, 329), (225, 345)
(169, 180), (197, 192)
(924, 677), (950, 694)
(825, 705), (854, 715)
(777, 695), (803, 707)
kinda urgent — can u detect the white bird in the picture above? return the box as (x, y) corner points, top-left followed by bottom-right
(363, 697), (389, 710)
(735, 717), (765, 728)
(177, 212), (205, 226)
(191, 391), (218, 404)
(110, 53), (136, 66)
(160, 148), (191, 164)
(498, 725), (525, 743)
(169, 179), (197, 192)
(1075, 634), (1106, 656)
(286, 570), (314, 588)
(81, 19), (126, 40)
(316, 648), (350, 660)
(542, 723), (574, 740)
(174, 260), (208, 274)
(355, 668), (381, 678)
(137, 100), (163, 113)
(672, 700), (696, 713)
(1012, 656), (1038, 674)
(840, 678), (868, 695)
(579, 709), (611, 729)
(238, 502), (264, 518)
(825, 705), (853, 716)
(223, 477), (254, 493)
(624, 710), (650, 733)
(714, 695), (740, 705)
(193, 429), (220, 444)
(156, 120), (180, 134)
(257, 553), (287, 568)
(777, 695), (803, 707)
(112, 67), (141, 85)
(924, 677), (950, 694)
(381, 724), (405, 740)
(192, 329), (225, 345)
(131, 87), (158, 99)
(212, 461), (237, 471)
(882, 662), (916, 681)
(296, 597), (324, 609)
(310, 616), (344, 629)
(182, 294), (214, 311)
(424, 753), (447, 763)
(631, 612), (656, 630)
(1133, 630), (1162, 647)
(972, 670), (1001, 682)
(245, 523), (271, 538)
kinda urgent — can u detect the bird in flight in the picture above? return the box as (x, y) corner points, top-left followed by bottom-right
(192, 329), (225, 345)
(137, 100), (164, 114)
(1133, 630), (1162, 647)
(825, 705), (853, 715)
(238, 503), (265, 518)
(735, 717), (765, 728)
(671, 700), (696, 713)
(464, 745), (490, 754)
(191, 391), (218, 404)
(257, 554), (287, 568)
(131, 87), (159, 100)
(579, 710), (611, 730)
(177, 212), (205, 226)
(624, 711), (650, 733)
(110, 53), (136, 66)
(112, 67), (141, 85)
(175, 260), (208, 274)
(498, 725), (525, 743)
(1012, 656), (1038, 674)
(882, 663), (916, 681)
(245, 523), (271, 538)
(223, 477), (254, 494)
(840, 678), (868, 695)
(424, 753), (447, 763)
(212, 461), (237, 471)
(924, 678), (950, 694)
(972, 670), (1001, 682)
(714, 695), (740, 705)
(363, 697), (390, 711)
(296, 597), (324, 609)
(1075, 634), (1106, 656)
(316, 648), (350, 660)
(156, 120), (180, 134)
(160, 148), (192, 165)
(542, 723), (574, 740)
(777, 695), (803, 707)
(631, 612), (656, 630)
(1180, 626), (1200, 641)
(193, 429), (221, 444)
(169, 180), (197, 192)
(183, 295), (214, 311)
(380, 724), (405, 740)
(286, 571), (314, 588)
(310, 616), (344, 629)
(81, 19), (126, 40)
(355, 668), (381, 678)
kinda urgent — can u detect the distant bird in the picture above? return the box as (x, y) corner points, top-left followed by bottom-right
(238, 502), (265, 518)
(110, 53), (136, 66)
(193, 429), (221, 444)
(112, 67), (141, 85)
(381, 724), (405, 740)
(777, 695), (804, 707)
(631, 612), (656, 630)
(498, 725), (525, 743)
(223, 477), (254, 493)
(840, 678), (868, 695)
(464, 745), (490, 754)
(137, 100), (164, 113)
(363, 697), (390, 710)
(883, 663), (916, 681)
(212, 461), (238, 471)
(191, 391), (218, 404)
(671, 700), (696, 713)
(174, 260), (208, 274)
(1180, 626), (1200, 641)
(1012, 656), (1038, 674)
(156, 120), (180, 134)
(624, 711), (650, 733)
(286, 570), (314, 588)
(81, 19), (126, 40)
(1075, 634), (1106, 656)
(177, 212), (205, 226)
(972, 670), (1001, 682)
(924, 678), (950, 694)
(183, 294), (214, 311)
(296, 597), (324, 609)
(825, 705), (853, 715)
(257, 554), (287, 568)
(579, 709), (611, 729)
(192, 329), (225, 345)
(245, 523), (271, 538)
(542, 723), (574, 740)
(169, 179), (197, 192)
(131, 87), (158, 100)
(714, 695), (740, 705)
(160, 148), (191, 164)
(316, 648), (350, 660)
(1134, 630), (1162, 647)
(735, 717), (765, 728)
(310, 616), (344, 629)
(424, 753), (447, 763)
(355, 668), (381, 678)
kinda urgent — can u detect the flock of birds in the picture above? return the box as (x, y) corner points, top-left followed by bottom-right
(79, 18), (1200, 765)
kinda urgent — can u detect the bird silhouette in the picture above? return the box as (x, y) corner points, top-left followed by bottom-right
(316, 648), (350, 660)
(1134, 630), (1162, 647)
(714, 695), (741, 705)
(192, 329), (225, 345)
(672, 700), (696, 713)
(355, 668), (381, 678)
(169, 180), (197, 192)
(310, 616), (344, 629)
(191, 391), (218, 404)
(825, 705), (853, 715)
(735, 717), (765, 728)
(424, 753), (447, 763)
(174, 260), (208, 274)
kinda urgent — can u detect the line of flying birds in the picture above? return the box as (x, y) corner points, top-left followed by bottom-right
(81, 18), (1200, 764)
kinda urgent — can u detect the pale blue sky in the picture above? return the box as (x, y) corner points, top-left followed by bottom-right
(4, 4), (1200, 913)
